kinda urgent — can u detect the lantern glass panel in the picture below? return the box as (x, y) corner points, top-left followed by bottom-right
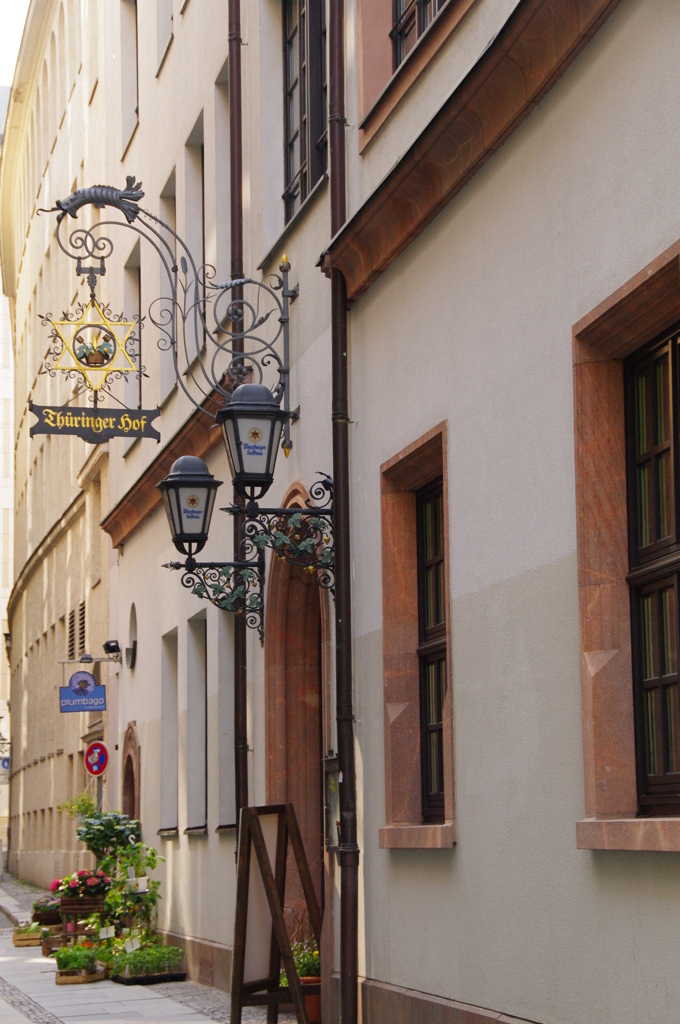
(238, 417), (274, 476)
(268, 419), (284, 476)
(178, 485), (210, 535)
(161, 487), (181, 539)
(222, 418), (238, 477)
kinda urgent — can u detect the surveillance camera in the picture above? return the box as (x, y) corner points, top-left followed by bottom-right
(103, 640), (121, 656)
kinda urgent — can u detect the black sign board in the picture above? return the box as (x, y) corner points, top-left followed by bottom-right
(29, 403), (161, 444)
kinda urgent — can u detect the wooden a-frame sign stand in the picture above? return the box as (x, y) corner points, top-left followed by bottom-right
(230, 804), (322, 1024)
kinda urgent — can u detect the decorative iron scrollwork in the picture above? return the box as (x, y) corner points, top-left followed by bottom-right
(162, 475), (334, 641)
(162, 556), (266, 643)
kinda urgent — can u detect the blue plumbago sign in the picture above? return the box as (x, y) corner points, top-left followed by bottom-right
(59, 670), (107, 713)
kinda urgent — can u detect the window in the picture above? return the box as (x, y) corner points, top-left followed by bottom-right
(416, 480), (446, 821)
(283, 0), (327, 222)
(391, 0), (447, 70)
(78, 600), (86, 657)
(67, 608), (75, 661)
(626, 329), (680, 814)
(379, 424), (455, 848)
(120, 0), (139, 150)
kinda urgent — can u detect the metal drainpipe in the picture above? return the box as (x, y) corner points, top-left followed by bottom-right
(329, 2), (359, 1022)
(228, 0), (248, 827)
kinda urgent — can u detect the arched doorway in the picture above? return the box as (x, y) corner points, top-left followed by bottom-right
(121, 721), (141, 821)
(265, 484), (330, 930)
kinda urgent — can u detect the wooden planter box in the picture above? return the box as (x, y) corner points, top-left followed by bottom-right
(111, 971), (186, 986)
(32, 911), (62, 926)
(59, 895), (104, 914)
(55, 966), (107, 986)
(13, 932), (42, 947)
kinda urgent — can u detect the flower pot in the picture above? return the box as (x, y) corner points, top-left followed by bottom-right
(32, 911), (62, 926)
(300, 977), (321, 1024)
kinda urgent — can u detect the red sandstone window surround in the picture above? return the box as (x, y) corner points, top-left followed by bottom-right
(573, 239), (680, 852)
(379, 423), (455, 849)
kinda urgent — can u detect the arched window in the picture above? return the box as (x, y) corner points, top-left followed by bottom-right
(67, 0), (80, 93)
(126, 603), (137, 670)
(49, 34), (57, 148)
(57, 5), (66, 120)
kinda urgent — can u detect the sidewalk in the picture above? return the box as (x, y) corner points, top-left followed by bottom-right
(0, 875), (51, 927)
(0, 923), (296, 1023)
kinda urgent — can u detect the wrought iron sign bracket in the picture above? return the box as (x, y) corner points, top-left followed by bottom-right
(162, 475), (334, 644)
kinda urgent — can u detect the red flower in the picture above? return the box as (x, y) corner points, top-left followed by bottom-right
(96, 870), (105, 877)
(85, 877), (98, 887)
(77, 870), (88, 878)
(49, 880), (60, 892)
(68, 879), (79, 888)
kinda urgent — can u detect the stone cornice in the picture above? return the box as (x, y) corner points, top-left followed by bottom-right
(326, 0), (622, 302)
(101, 405), (223, 549)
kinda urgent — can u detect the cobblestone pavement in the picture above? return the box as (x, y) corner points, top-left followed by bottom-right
(150, 981), (296, 1022)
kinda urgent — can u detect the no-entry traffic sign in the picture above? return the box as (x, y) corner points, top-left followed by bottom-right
(84, 741), (109, 777)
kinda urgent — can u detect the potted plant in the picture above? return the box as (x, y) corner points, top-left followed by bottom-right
(53, 944), (106, 985)
(279, 940), (321, 1024)
(110, 943), (186, 985)
(12, 922), (43, 947)
(54, 869), (112, 912)
(32, 896), (62, 926)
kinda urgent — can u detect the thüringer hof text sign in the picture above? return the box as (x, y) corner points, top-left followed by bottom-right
(30, 403), (160, 444)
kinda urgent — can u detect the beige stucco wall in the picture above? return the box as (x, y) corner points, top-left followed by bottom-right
(0, 0), (111, 886)
(347, 1), (680, 1021)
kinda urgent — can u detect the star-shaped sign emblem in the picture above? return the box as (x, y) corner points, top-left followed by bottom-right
(52, 296), (138, 392)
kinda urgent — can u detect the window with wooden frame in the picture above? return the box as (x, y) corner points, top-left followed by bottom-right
(391, 0), (448, 70)
(416, 479), (446, 821)
(626, 328), (680, 814)
(283, 0), (327, 223)
(379, 423), (455, 849)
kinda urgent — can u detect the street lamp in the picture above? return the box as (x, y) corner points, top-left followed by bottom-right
(157, 455), (222, 560)
(216, 383), (287, 503)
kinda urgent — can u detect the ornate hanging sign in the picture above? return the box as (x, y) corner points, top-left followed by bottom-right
(29, 403), (160, 443)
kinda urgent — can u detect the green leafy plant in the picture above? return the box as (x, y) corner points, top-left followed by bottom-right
(57, 792), (97, 820)
(279, 939), (320, 987)
(103, 842), (163, 939)
(54, 945), (97, 973)
(76, 812), (140, 866)
(112, 944), (184, 977)
(14, 922), (41, 934)
(90, 936), (126, 965)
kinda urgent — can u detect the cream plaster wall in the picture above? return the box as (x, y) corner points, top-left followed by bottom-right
(0, 0), (111, 886)
(347, 1), (680, 1021)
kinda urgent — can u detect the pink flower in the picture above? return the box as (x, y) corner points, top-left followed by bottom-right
(96, 870), (105, 877)
(77, 870), (88, 878)
(68, 879), (79, 888)
(85, 877), (98, 887)
(49, 880), (60, 892)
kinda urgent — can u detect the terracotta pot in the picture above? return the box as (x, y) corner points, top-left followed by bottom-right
(300, 977), (321, 1024)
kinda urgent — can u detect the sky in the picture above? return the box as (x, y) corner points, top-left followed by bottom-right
(0, 2), (31, 87)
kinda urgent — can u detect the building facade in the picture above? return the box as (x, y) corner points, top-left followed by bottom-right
(3, 0), (680, 1022)
(0, 0), (110, 883)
